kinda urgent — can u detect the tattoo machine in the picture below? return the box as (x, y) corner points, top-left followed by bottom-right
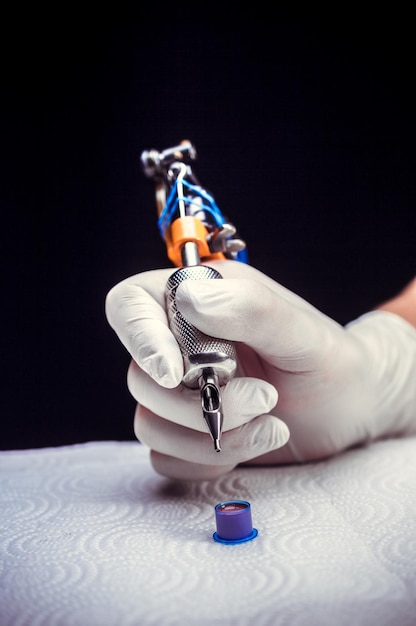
(140, 140), (248, 452)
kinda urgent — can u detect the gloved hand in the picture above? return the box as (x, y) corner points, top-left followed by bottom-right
(105, 261), (416, 480)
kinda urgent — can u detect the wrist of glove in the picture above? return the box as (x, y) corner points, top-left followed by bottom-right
(345, 310), (416, 442)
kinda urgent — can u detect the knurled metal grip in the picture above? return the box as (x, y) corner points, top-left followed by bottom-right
(165, 265), (237, 388)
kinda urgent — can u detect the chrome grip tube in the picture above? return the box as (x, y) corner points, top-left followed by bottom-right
(165, 265), (237, 389)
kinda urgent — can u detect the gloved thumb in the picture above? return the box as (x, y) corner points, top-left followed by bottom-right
(175, 278), (340, 368)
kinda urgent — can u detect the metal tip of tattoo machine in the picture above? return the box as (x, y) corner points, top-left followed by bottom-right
(199, 370), (223, 452)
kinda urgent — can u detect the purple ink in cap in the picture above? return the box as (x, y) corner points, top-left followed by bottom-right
(213, 500), (258, 544)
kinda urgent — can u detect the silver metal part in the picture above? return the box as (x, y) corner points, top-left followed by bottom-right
(165, 265), (237, 390)
(199, 370), (222, 452)
(181, 241), (200, 267)
(141, 141), (197, 179)
(207, 223), (247, 256)
(165, 264), (237, 451)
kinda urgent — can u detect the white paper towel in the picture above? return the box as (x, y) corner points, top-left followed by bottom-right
(1, 438), (416, 626)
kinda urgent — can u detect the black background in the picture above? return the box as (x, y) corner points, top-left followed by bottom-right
(2, 15), (415, 450)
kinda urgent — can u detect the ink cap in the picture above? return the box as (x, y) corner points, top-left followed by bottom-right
(213, 500), (258, 544)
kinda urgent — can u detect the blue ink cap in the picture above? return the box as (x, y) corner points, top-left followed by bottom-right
(213, 500), (258, 544)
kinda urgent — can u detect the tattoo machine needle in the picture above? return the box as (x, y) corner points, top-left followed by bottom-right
(140, 140), (248, 451)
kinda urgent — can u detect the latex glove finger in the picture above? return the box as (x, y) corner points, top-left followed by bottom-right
(150, 438), (302, 480)
(127, 359), (278, 432)
(105, 269), (183, 387)
(134, 405), (290, 472)
(149, 451), (236, 481)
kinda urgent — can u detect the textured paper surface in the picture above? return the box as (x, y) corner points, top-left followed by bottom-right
(1, 438), (416, 626)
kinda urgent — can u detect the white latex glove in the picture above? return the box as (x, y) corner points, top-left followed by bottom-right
(105, 261), (416, 480)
